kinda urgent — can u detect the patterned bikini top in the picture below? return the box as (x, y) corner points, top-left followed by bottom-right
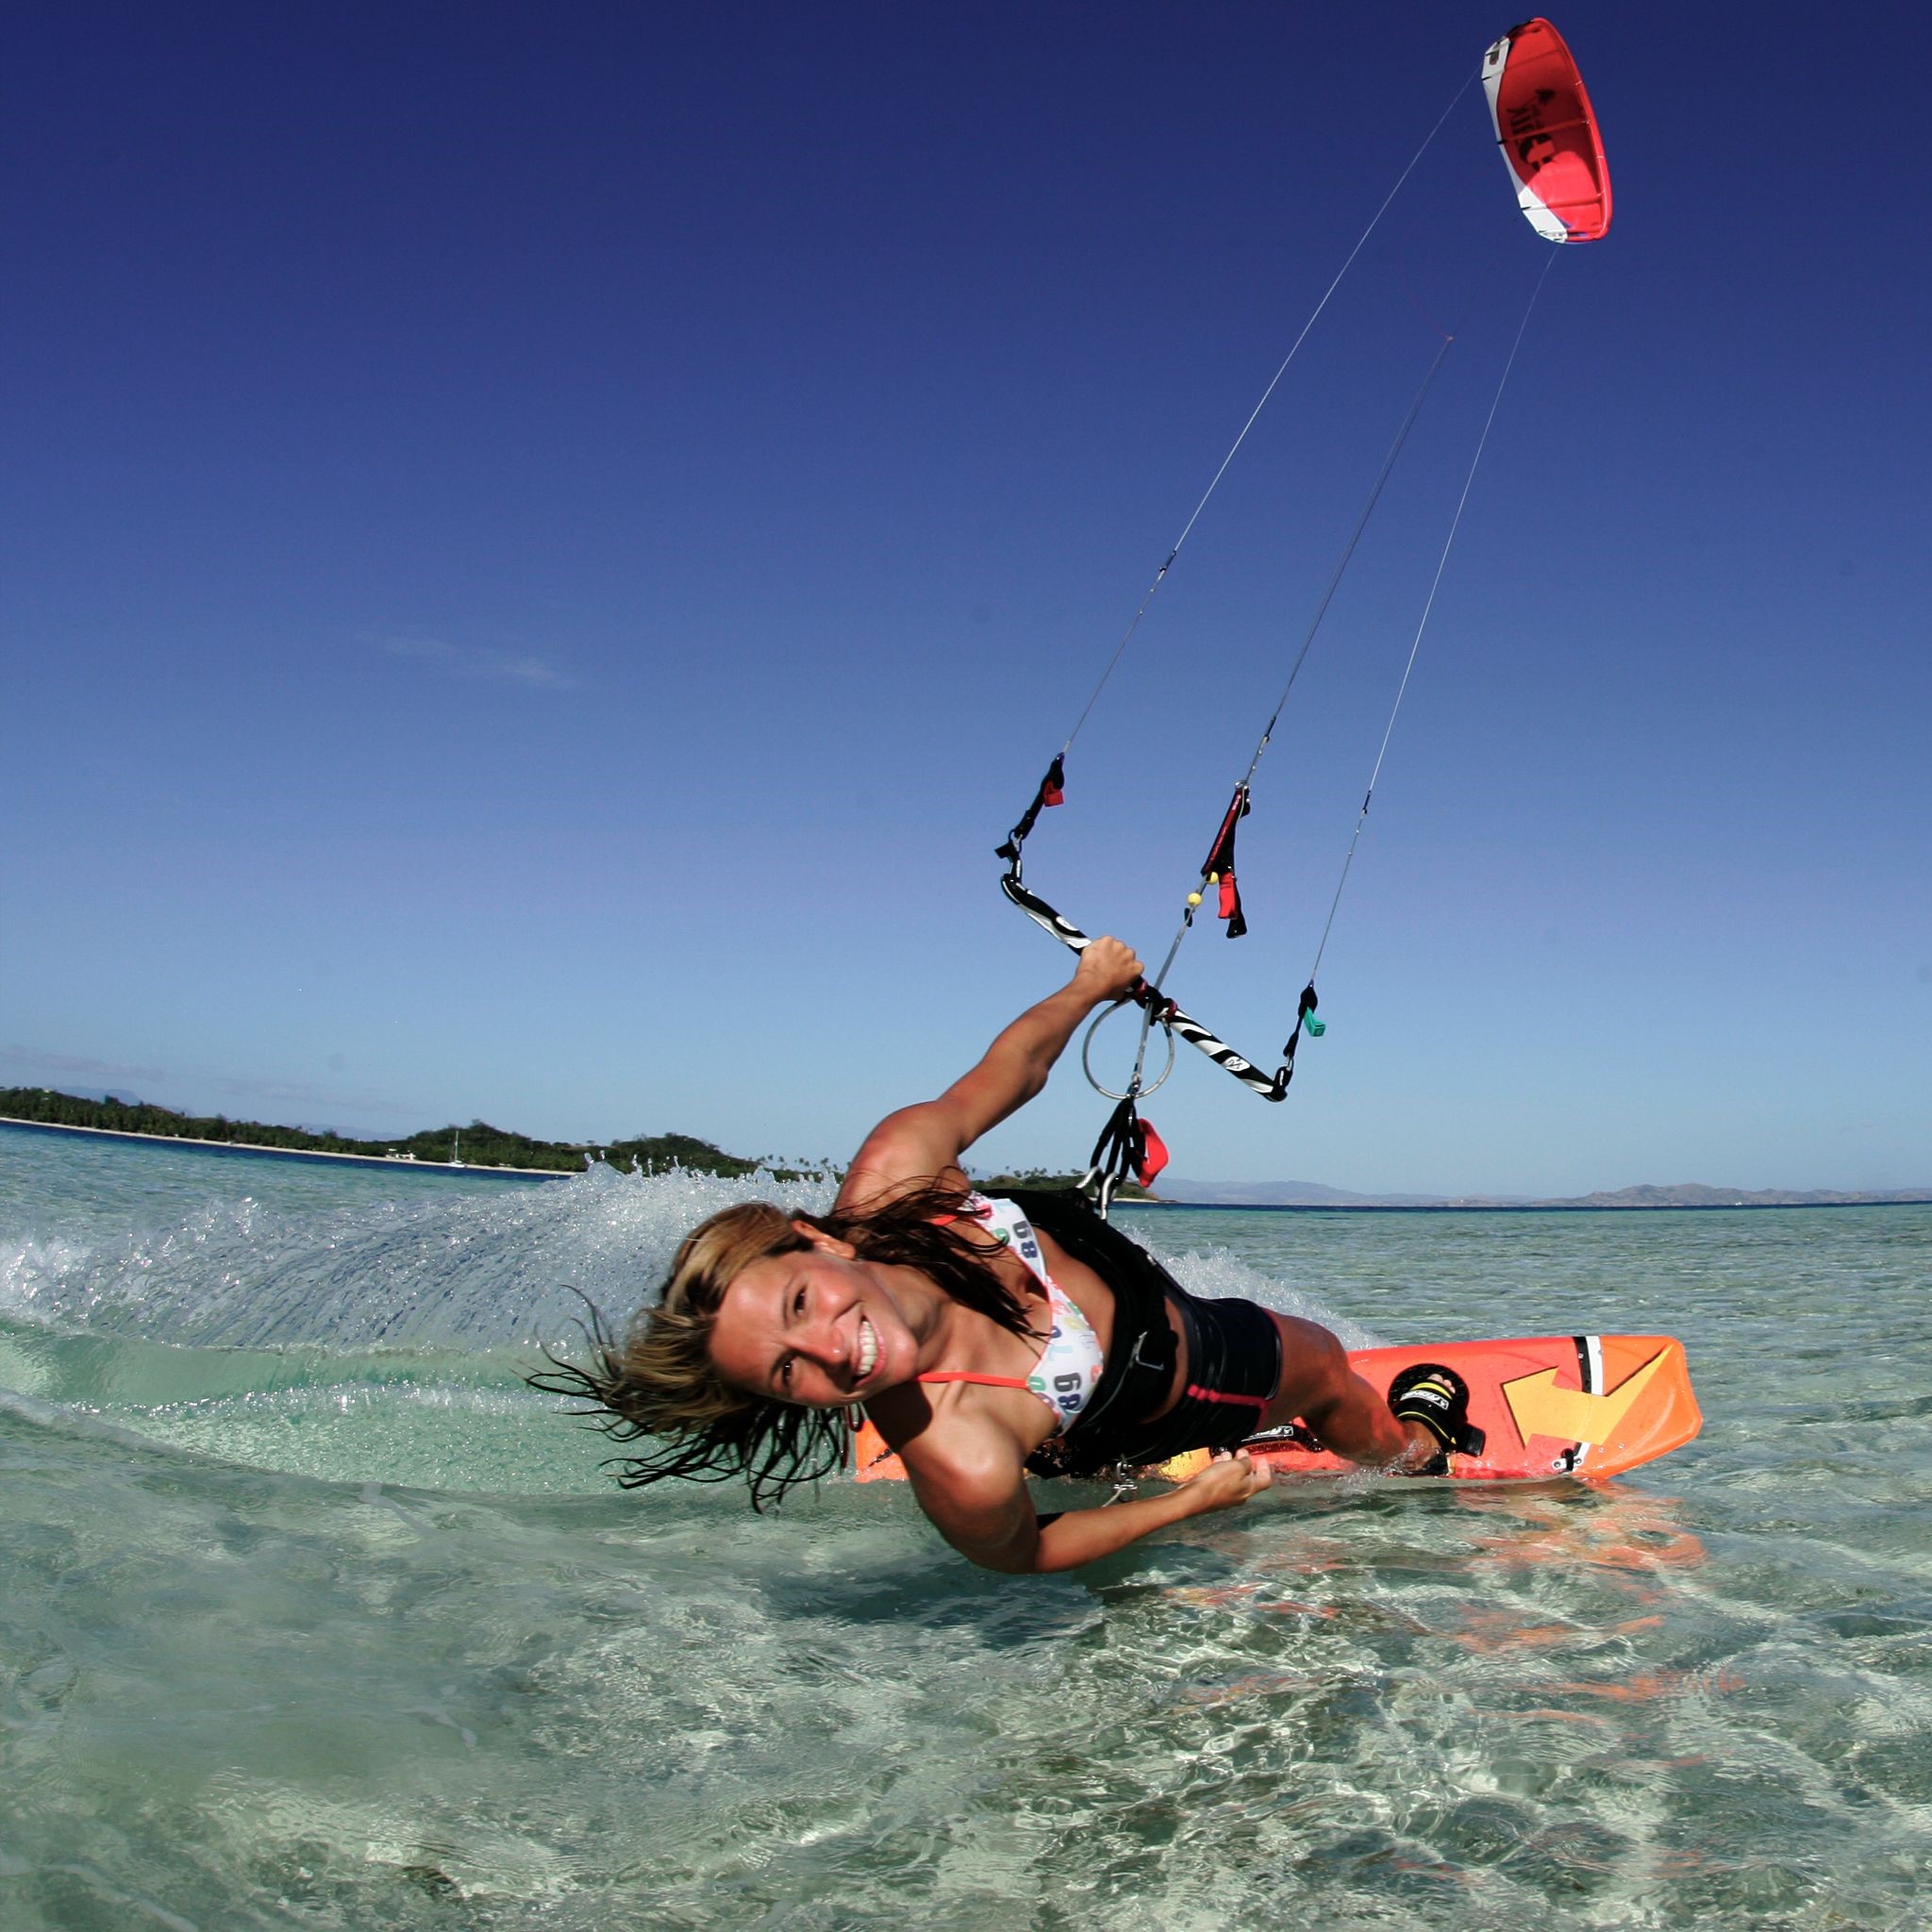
(915, 1192), (1106, 1433)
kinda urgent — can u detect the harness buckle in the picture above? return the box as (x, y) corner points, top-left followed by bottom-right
(1126, 1325), (1174, 1377)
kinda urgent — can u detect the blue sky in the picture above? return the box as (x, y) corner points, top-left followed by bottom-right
(5, 1), (1927, 1195)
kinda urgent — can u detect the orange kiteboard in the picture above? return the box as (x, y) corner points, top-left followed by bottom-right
(850, 1333), (1700, 1486)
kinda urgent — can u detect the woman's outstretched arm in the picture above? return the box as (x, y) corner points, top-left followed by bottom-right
(908, 1437), (1274, 1574)
(839, 938), (1142, 1209)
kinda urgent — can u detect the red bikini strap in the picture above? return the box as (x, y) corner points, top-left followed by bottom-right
(923, 1203), (1031, 1391)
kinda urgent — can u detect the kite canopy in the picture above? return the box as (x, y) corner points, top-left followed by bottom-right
(1481, 18), (1611, 242)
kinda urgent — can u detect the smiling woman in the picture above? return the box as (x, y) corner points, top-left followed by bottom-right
(535, 944), (1446, 1574)
(551, 1179), (1050, 1504)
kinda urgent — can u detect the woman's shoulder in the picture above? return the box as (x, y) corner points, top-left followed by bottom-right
(892, 1397), (1031, 1503)
(835, 1132), (972, 1214)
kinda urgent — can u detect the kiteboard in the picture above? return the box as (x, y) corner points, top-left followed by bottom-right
(851, 1333), (1700, 1486)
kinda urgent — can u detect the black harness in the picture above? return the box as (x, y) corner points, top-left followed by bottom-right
(1005, 1190), (1182, 1478)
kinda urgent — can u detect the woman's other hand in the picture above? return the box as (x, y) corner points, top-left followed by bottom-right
(1180, 1447), (1273, 1516)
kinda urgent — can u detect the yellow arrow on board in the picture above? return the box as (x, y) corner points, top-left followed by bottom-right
(1503, 1347), (1671, 1446)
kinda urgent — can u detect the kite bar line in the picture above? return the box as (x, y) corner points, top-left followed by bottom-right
(1294, 248), (1558, 1052)
(1111, 332), (1457, 1111)
(1147, 336), (1456, 981)
(1238, 332), (1456, 793)
(997, 74), (1477, 871)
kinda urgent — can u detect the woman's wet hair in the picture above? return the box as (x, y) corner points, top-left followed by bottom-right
(529, 1177), (1041, 1508)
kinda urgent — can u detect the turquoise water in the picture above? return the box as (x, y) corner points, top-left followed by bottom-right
(2, 1124), (1927, 1930)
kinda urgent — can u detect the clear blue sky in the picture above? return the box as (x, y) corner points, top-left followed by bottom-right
(5, 2), (1927, 1195)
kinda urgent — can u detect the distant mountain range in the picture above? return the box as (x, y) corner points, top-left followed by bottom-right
(1157, 1178), (1932, 1210)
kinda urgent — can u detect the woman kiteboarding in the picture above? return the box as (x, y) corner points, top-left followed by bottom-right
(536, 22), (1641, 1569)
(540, 942), (1474, 1574)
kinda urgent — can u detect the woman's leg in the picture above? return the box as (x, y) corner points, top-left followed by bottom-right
(1263, 1314), (1432, 1466)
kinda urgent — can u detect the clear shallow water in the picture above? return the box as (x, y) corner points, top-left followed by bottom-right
(1, 1124), (1927, 1930)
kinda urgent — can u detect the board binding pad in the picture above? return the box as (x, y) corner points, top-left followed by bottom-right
(849, 1334), (1700, 1486)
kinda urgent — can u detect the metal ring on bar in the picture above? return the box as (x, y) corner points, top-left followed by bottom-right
(1080, 999), (1176, 1101)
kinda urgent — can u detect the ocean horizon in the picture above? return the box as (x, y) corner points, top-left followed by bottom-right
(8, 1114), (1923, 1214)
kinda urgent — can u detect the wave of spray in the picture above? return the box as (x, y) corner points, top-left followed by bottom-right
(0, 1161), (1367, 1365)
(1138, 1233), (1377, 1350)
(0, 1163), (838, 1352)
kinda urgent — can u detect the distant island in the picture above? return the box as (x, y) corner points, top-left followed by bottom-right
(0, 1086), (1127, 1194)
(0, 1087), (783, 1178)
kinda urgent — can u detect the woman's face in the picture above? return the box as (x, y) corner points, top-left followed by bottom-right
(708, 1226), (915, 1408)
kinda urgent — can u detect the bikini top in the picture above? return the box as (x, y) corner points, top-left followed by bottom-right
(916, 1192), (1106, 1433)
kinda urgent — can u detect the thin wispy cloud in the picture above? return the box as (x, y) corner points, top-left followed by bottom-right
(206, 1074), (420, 1117)
(362, 628), (580, 690)
(1, 1047), (171, 1086)
(1, 1047), (420, 1121)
